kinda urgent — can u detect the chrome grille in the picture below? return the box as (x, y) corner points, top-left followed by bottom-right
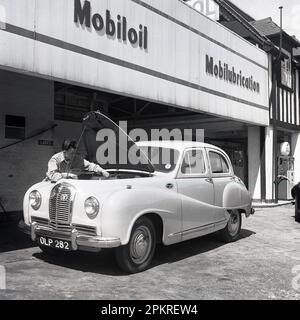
(73, 224), (97, 236)
(49, 221), (73, 232)
(49, 182), (76, 226)
(30, 217), (96, 236)
(31, 216), (48, 227)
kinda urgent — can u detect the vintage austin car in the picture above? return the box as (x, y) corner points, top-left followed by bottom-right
(20, 111), (254, 273)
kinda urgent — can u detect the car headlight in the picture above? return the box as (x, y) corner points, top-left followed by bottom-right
(29, 190), (42, 210)
(84, 197), (99, 219)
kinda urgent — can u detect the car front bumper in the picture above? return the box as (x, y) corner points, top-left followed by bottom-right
(18, 220), (121, 250)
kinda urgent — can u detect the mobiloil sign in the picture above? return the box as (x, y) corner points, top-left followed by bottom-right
(74, 0), (148, 50)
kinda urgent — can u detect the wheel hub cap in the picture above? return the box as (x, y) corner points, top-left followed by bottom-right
(228, 212), (240, 236)
(130, 226), (152, 264)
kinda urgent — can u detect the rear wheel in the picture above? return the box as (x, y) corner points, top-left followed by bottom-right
(115, 217), (156, 273)
(219, 210), (242, 243)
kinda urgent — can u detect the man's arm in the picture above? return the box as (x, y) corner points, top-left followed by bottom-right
(46, 154), (63, 181)
(83, 159), (110, 177)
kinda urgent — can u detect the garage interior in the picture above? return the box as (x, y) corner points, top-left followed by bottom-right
(54, 82), (249, 186)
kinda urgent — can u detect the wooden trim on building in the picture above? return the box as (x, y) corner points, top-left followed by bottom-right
(270, 119), (300, 131)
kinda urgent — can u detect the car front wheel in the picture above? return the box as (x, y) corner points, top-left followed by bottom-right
(219, 210), (242, 243)
(115, 217), (156, 273)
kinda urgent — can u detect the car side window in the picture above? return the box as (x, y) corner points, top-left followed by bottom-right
(181, 149), (206, 175)
(209, 151), (229, 174)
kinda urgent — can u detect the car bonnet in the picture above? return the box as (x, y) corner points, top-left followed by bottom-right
(82, 110), (154, 173)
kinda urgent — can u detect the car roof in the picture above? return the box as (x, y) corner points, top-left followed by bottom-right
(136, 140), (225, 153)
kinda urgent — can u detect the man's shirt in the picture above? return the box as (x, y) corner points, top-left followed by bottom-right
(46, 151), (102, 180)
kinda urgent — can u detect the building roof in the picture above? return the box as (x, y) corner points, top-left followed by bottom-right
(250, 17), (281, 36)
(250, 18), (300, 48)
(214, 0), (275, 50)
(221, 20), (253, 38)
(184, 0), (293, 57)
(217, 0), (254, 22)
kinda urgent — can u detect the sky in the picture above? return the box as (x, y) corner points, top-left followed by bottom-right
(230, 0), (300, 40)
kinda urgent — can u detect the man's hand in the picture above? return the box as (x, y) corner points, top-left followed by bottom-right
(50, 172), (63, 183)
(102, 170), (110, 178)
(95, 166), (110, 178)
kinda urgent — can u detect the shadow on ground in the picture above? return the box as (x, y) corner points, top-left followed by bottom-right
(33, 228), (256, 276)
(0, 212), (35, 253)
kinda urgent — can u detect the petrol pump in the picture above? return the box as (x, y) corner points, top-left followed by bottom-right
(277, 142), (295, 200)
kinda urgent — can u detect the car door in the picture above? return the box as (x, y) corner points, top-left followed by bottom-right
(176, 148), (216, 240)
(207, 148), (233, 222)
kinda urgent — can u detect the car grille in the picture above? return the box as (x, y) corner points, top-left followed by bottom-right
(49, 182), (76, 226)
(49, 221), (73, 232)
(73, 224), (97, 236)
(31, 217), (96, 236)
(31, 216), (48, 226)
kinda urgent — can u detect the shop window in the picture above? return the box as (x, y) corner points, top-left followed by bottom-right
(5, 115), (25, 139)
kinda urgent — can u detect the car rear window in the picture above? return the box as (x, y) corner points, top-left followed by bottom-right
(209, 151), (230, 174)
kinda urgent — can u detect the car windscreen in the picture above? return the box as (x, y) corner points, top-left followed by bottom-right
(139, 146), (180, 173)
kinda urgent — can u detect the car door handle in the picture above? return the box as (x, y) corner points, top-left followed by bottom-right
(205, 178), (213, 184)
(166, 183), (174, 189)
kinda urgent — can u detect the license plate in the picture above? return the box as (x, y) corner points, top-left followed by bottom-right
(38, 236), (71, 251)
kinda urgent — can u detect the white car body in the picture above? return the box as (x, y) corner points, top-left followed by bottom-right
(20, 112), (253, 273)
